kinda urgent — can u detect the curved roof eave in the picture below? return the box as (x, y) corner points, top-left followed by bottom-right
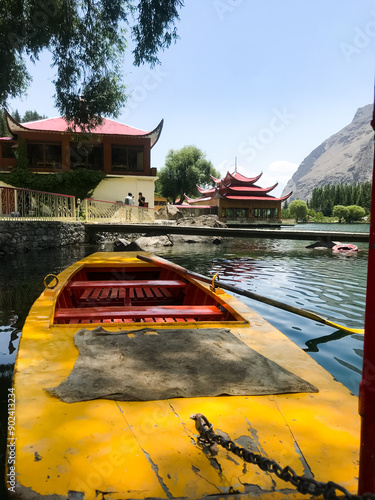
(196, 184), (215, 194)
(184, 194), (212, 204)
(225, 171), (263, 185)
(148, 119), (164, 148)
(210, 175), (221, 184)
(220, 182), (279, 195)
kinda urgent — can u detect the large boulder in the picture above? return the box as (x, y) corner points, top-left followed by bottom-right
(134, 235), (174, 247)
(113, 238), (145, 251)
(176, 214), (227, 228)
(155, 205), (184, 221)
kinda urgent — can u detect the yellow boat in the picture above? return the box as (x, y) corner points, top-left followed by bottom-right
(7, 251), (360, 499)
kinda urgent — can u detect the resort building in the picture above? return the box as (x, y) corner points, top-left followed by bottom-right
(0, 110), (163, 207)
(184, 170), (292, 224)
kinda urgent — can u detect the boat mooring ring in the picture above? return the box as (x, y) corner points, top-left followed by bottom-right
(210, 274), (220, 291)
(44, 274), (59, 290)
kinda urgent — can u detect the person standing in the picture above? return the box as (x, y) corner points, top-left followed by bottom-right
(125, 193), (134, 205)
(138, 192), (145, 207)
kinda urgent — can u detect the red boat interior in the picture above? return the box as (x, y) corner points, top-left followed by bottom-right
(54, 266), (241, 325)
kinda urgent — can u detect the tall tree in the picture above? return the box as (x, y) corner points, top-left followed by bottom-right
(22, 110), (47, 122)
(13, 109), (22, 123)
(0, 0), (184, 130)
(332, 205), (348, 223)
(289, 199), (308, 222)
(346, 205), (366, 222)
(156, 145), (220, 204)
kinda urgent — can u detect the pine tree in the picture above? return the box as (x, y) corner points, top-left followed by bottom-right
(14, 109), (21, 122)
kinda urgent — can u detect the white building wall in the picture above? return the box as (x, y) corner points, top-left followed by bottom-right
(91, 175), (156, 208)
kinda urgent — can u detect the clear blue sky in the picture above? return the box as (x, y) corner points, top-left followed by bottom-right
(8, 0), (375, 196)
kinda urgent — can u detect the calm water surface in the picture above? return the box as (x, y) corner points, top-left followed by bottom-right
(0, 227), (369, 495)
(281, 222), (370, 232)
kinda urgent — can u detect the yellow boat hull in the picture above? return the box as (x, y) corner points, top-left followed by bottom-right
(8, 252), (359, 499)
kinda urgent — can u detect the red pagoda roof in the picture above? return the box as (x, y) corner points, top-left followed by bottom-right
(224, 193), (292, 202)
(198, 183), (279, 197)
(4, 110), (163, 148)
(188, 169), (292, 205)
(211, 171), (263, 187)
(185, 190), (292, 204)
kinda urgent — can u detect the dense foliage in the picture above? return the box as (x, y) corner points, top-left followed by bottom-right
(309, 182), (372, 216)
(155, 145), (220, 204)
(0, 113), (9, 137)
(22, 110), (47, 122)
(0, 0), (184, 130)
(288, 199), (308, 222)
(0, 167), (105, 200)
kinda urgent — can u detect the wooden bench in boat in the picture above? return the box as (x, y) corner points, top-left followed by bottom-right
(67, 280), (187, 306)
(54, 305), (226, 324)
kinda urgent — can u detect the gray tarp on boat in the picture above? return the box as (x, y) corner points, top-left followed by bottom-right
(46, 327), (318, 403)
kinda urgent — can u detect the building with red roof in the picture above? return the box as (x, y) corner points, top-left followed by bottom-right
(184, 170), (292, 224)
(0, 110), (163, 205)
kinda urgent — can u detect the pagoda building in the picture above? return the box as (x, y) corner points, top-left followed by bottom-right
(184, 170), (292, 223)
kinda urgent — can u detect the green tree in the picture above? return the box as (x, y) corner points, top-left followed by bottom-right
(345, 205), (366, 222)
(22, 110), (47, 122)
(0, 113), (9, 137)
(360, 182), (372, 212)
(332, 205), (348, 223)
(0, 0), (184, 130)
(0, 166), (105, 200)
(288, 199), (308, 222)
(14, 109), (22, 123)
(156, 145), (219, 204)
(281, 207), (290, 218)
(313, 211), (325, 222)
(307, 208), (324, 222)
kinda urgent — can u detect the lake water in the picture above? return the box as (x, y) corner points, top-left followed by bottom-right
(281, 222), (370, 233)
(0, 224), (369, 496)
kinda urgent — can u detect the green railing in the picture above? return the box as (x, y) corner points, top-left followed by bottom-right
(0, 186), (76, 220)
(82, 198), (155, 223)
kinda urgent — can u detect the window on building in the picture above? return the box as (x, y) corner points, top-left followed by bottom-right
(111, 145), (144, 172)
(253, 208), (278, 218)
(70, 143), (104, 170)
(28, 142), (62, 168)
(223, 207), (248, 218)
(1, 141), (16, 158)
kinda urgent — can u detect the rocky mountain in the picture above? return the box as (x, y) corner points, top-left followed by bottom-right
(282, 104), (374, 202)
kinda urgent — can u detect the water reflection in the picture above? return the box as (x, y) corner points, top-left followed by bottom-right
(304, 330), (355, 353)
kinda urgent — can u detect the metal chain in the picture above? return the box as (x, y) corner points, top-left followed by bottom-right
(190, 413), (375, 500)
